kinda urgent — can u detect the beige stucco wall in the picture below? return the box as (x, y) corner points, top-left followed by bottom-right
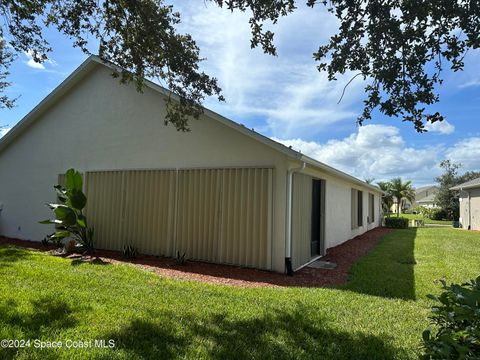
(0, 64), (290, 272)
(459, 188), (480, 230)
(0, 61), (382, 273)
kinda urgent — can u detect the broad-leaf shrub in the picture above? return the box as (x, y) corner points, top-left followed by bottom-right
(40, 169), (94, 252)
(422, 277), (480, 359)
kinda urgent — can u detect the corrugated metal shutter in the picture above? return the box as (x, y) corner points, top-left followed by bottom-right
(175, 169), (222, 262)
(121, 170), (176, 256)
(83, 167), (273, 269)
(217, 168), (272, 269)
(84, 171), (124, 251)
(291, 173), (312, 270)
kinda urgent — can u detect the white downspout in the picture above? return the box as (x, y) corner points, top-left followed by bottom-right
(285, 161), (306, 275)
(468, 190), (472, 230)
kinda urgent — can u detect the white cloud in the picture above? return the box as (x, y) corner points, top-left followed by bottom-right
(446, 137), (480, 169)
(0, 127), (11, 138)
(272, 124), (440, 184)
(424, 120), (455, 135)
(458, 78), (480, 89)
(24, 50), (57, 70)
(176, 1), (364, 138)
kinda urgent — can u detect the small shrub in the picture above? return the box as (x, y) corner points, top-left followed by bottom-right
(422, 277), (480, 359)
(176, 251), (187, 265)
(429, 209), (448, 221)
(385, 217), (409, 228)
(123, 244), (138, 259)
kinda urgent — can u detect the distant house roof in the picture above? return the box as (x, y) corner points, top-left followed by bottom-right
(416, 194), (436, 204)
(415, 185), (438, 194)
(450, 177), (480, 191)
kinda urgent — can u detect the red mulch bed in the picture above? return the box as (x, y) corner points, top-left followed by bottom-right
(0, 227), (392, 288)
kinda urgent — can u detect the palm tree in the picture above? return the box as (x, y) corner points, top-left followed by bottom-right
(389, 178), (415, 217)
(377, 181), (394, 217)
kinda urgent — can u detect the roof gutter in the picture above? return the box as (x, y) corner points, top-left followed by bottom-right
(299, 155), (383, 194)
(285, 161), (306, 275)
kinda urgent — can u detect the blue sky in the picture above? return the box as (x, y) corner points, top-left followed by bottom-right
(1, 1), (480, 186)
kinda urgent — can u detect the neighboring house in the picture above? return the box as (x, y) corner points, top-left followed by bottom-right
(390, 197), (413, 214)
(450, 177), (480, 230)
(0, 56), (382, 274)
(414, 185), (438, 208)
(390, 185), (438, 213)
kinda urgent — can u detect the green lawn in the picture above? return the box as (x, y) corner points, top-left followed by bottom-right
(1, 228), (479, 359)
(387, 213), (453, 225)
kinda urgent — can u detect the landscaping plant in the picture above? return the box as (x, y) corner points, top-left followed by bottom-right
(422, 277), (480, 359)
(123, 244), (138, 259)
(384, 217), (409, 229)
(40, 169), (94, 252)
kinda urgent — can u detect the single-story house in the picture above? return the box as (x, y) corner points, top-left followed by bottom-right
(0, 56), (382, 273)
(451, 177), (480, 230)
(390, 185), (438, 213)
(414, 185), (438, 209)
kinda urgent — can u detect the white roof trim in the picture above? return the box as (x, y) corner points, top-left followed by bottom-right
(0, 55), (382, 193)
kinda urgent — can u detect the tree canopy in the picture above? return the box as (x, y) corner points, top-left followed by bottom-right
(1, 0), (479, 131)
(388, 177), (415, 217)
(435, 160), (480, 220)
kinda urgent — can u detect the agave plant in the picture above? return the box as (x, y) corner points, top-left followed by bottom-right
(40, 169), (94, 252)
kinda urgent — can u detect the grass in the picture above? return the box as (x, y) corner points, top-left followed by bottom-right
(386, 213), (453, 225)
(1, 228), (479, 359)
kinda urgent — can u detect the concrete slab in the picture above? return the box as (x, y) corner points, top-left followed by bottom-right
(308, 260), (337, 269)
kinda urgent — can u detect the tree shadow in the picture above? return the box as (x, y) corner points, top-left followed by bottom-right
(70, 256), (111, 266)
(0, 295), (82, 359)
(341, 228), (417, 300)
(0, 296), (79, 335)
(105, 303), (409, 359)
(0, 246), (33, 268)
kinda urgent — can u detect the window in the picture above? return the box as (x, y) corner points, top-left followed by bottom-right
(368, 193), (375, 223)
(357, 190), (363, 227)
(351, 189), (363, 229)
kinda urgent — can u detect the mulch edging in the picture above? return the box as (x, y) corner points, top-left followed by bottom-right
(0, 227), (392, 288)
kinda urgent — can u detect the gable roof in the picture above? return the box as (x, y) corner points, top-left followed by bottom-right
(450, 177), (480, 191)
(415, 185), (437, 194)
(0, 55), (382, 193)
(416, 194), (436, 204)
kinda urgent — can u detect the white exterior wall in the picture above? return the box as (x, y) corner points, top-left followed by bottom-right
(459, 188), (480, 230)
(0, 64), (289, 272)
(295, 163), (382, 250)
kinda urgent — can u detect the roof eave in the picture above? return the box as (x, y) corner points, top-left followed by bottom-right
(300, 155), (384, 193)
(0, 57), (99, 154)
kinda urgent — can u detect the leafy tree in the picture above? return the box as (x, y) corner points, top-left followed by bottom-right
(389, 178), (415, 217)
(0, 0), (223, 131)
(1, 1), (479, 132)
(214, 0), (479, 132)
(435, 160), (462, 220)
(377, 181), (393, 217)
(457, 171), (480, 185)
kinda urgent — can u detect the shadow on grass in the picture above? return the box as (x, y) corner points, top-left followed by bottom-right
(105, 304), (408, 359)
(70, 257), (111, 267)
(0, 295), (81, 359)
(342, 228), (417, 300)
(0, 246), (33, 267)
